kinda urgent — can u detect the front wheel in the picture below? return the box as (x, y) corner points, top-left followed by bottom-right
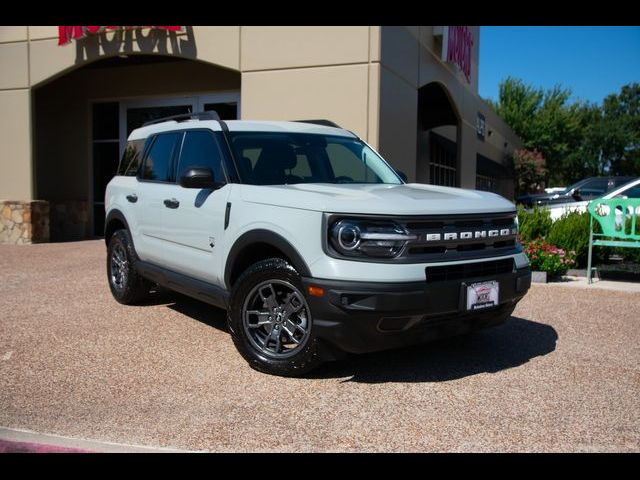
(228, 258), (322, 377)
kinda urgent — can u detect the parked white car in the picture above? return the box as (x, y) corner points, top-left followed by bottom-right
(547, 177), (640, 221)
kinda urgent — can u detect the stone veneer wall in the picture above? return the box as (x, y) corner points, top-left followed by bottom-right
(0, 200), (50, 244)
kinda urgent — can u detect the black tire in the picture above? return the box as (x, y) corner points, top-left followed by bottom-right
(228, 258), (322, 377)
(107, 229), (151, 305)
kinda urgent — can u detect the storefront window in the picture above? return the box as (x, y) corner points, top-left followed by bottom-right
(126, 105), (192, 136)
(429, 132), (458, 187)
(204, 102), (237, 120)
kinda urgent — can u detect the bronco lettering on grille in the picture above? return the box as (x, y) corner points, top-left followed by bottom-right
(423, 227), (517, 242)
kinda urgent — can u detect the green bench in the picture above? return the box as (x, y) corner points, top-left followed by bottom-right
(587, 198), (640, 283)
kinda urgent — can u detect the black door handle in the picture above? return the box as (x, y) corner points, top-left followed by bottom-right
(164, 198), (180, 209)
(126, 194), (138, 203)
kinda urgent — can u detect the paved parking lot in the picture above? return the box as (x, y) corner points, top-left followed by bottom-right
(1, 240), (639, 452)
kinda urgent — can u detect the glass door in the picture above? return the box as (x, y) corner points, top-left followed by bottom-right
(119, 96), (199, 158)
(91, 94), (239, 236)
(197, 92), (240, 120)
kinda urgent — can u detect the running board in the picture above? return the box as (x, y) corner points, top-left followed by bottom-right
(136, 260), (229, 310)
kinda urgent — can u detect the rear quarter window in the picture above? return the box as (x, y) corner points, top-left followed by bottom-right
(117, 139), (146, 176)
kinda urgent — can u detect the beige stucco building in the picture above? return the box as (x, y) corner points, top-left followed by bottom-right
(0, 26), (522, 244)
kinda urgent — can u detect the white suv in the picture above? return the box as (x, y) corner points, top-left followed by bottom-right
(105, 112), (531, 376)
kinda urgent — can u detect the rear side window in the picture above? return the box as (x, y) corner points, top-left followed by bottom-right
(176, 130), (225, 183)
(117, 139), (145, 176)
(141, 132), (181, 182)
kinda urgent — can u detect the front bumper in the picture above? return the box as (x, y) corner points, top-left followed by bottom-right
(302, 266), (531, 354)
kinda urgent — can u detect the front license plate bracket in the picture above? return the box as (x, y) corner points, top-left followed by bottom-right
(464, 280), (499, 311)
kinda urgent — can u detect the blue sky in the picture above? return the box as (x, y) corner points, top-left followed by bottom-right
(479, 26), (640, 105)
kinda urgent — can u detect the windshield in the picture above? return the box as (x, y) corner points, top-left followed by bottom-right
(560, 178), (591, 194)
(228, 132), (403, 185)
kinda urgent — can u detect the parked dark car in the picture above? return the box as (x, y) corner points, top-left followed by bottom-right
(517, 176), (636, 208)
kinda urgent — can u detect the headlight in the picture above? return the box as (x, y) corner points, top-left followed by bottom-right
(329, 219), (418, 258)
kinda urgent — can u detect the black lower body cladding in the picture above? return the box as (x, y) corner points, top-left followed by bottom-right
(301, 266), (531, 354)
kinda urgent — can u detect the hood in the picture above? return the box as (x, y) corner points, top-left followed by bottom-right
(239, 183), (516, 216)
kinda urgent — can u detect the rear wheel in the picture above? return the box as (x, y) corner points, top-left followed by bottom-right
(107, 229), (151, 305)
(228, 258), (322, 376)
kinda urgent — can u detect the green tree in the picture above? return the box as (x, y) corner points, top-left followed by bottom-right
(486, 78), (543, 151)
(598, 83), (640, 176)
(489, 79), (640, 187)
(560, 101), (604, 183)
(489, 78), (582, 185)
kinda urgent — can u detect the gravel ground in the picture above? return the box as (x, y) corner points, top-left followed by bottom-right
(1, 240), (639, 452)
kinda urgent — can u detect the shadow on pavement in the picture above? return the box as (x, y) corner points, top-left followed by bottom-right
(310, 316), (558, 383)
(157, 294), (557, 384)
(165, 293), (229, 332)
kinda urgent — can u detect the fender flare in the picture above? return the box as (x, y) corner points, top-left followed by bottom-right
(224, 229), (312, 289)
(104, 209), (131, 244)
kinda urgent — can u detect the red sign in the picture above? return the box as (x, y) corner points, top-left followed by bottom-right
(443, 26), (474, 83)
(58, 26), (183, 46)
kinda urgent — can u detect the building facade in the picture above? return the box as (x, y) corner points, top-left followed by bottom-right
(0, 26), (522, 244)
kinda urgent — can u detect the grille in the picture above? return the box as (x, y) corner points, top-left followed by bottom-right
(425, 258), (515, 283)
(398, 212), (518, 262)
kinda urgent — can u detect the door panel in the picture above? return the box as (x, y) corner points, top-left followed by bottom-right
(136, 182), (179, 264)
(135, 132), (181, 264)
(161, 185), (231, 284)
(160, 129), (230, 285)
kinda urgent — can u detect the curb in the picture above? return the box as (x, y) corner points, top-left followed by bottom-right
(0, 426), (201, 453)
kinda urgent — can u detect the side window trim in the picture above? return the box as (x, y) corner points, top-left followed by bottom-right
(137, 137), (154, 177)
(137, 135), (157, 183)
(169, 131), (185, 183)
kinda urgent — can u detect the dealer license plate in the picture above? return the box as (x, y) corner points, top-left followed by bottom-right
(466, 281), (499, 311)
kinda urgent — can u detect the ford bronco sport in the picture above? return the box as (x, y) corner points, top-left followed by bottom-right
(105, 111), (531, 377)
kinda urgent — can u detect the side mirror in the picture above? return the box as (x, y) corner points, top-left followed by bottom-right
(179, 167), (220, 189)
(571, 188), (582, 201)
(396, 170), (408, 183)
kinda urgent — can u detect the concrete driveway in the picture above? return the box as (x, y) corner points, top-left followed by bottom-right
(1, 240), (638, 452)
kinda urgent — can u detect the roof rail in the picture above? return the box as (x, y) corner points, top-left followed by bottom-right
(142, 111), (221, 127)
(295, 119), (342, 128)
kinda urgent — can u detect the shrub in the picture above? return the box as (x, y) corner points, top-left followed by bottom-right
(521, 238), (576, 277)
(517, 205), (552, 242)
(546, 211), (591, 267)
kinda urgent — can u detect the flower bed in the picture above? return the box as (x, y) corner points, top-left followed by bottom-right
(521, 237), (576, 279)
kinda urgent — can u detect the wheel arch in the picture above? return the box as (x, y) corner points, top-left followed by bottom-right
(104, 209), (131, 246)
(224, 229), (311, 290)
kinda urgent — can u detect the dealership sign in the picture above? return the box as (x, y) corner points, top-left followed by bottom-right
(58, 26), (183, 46)
(441, 26), (474, 83)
